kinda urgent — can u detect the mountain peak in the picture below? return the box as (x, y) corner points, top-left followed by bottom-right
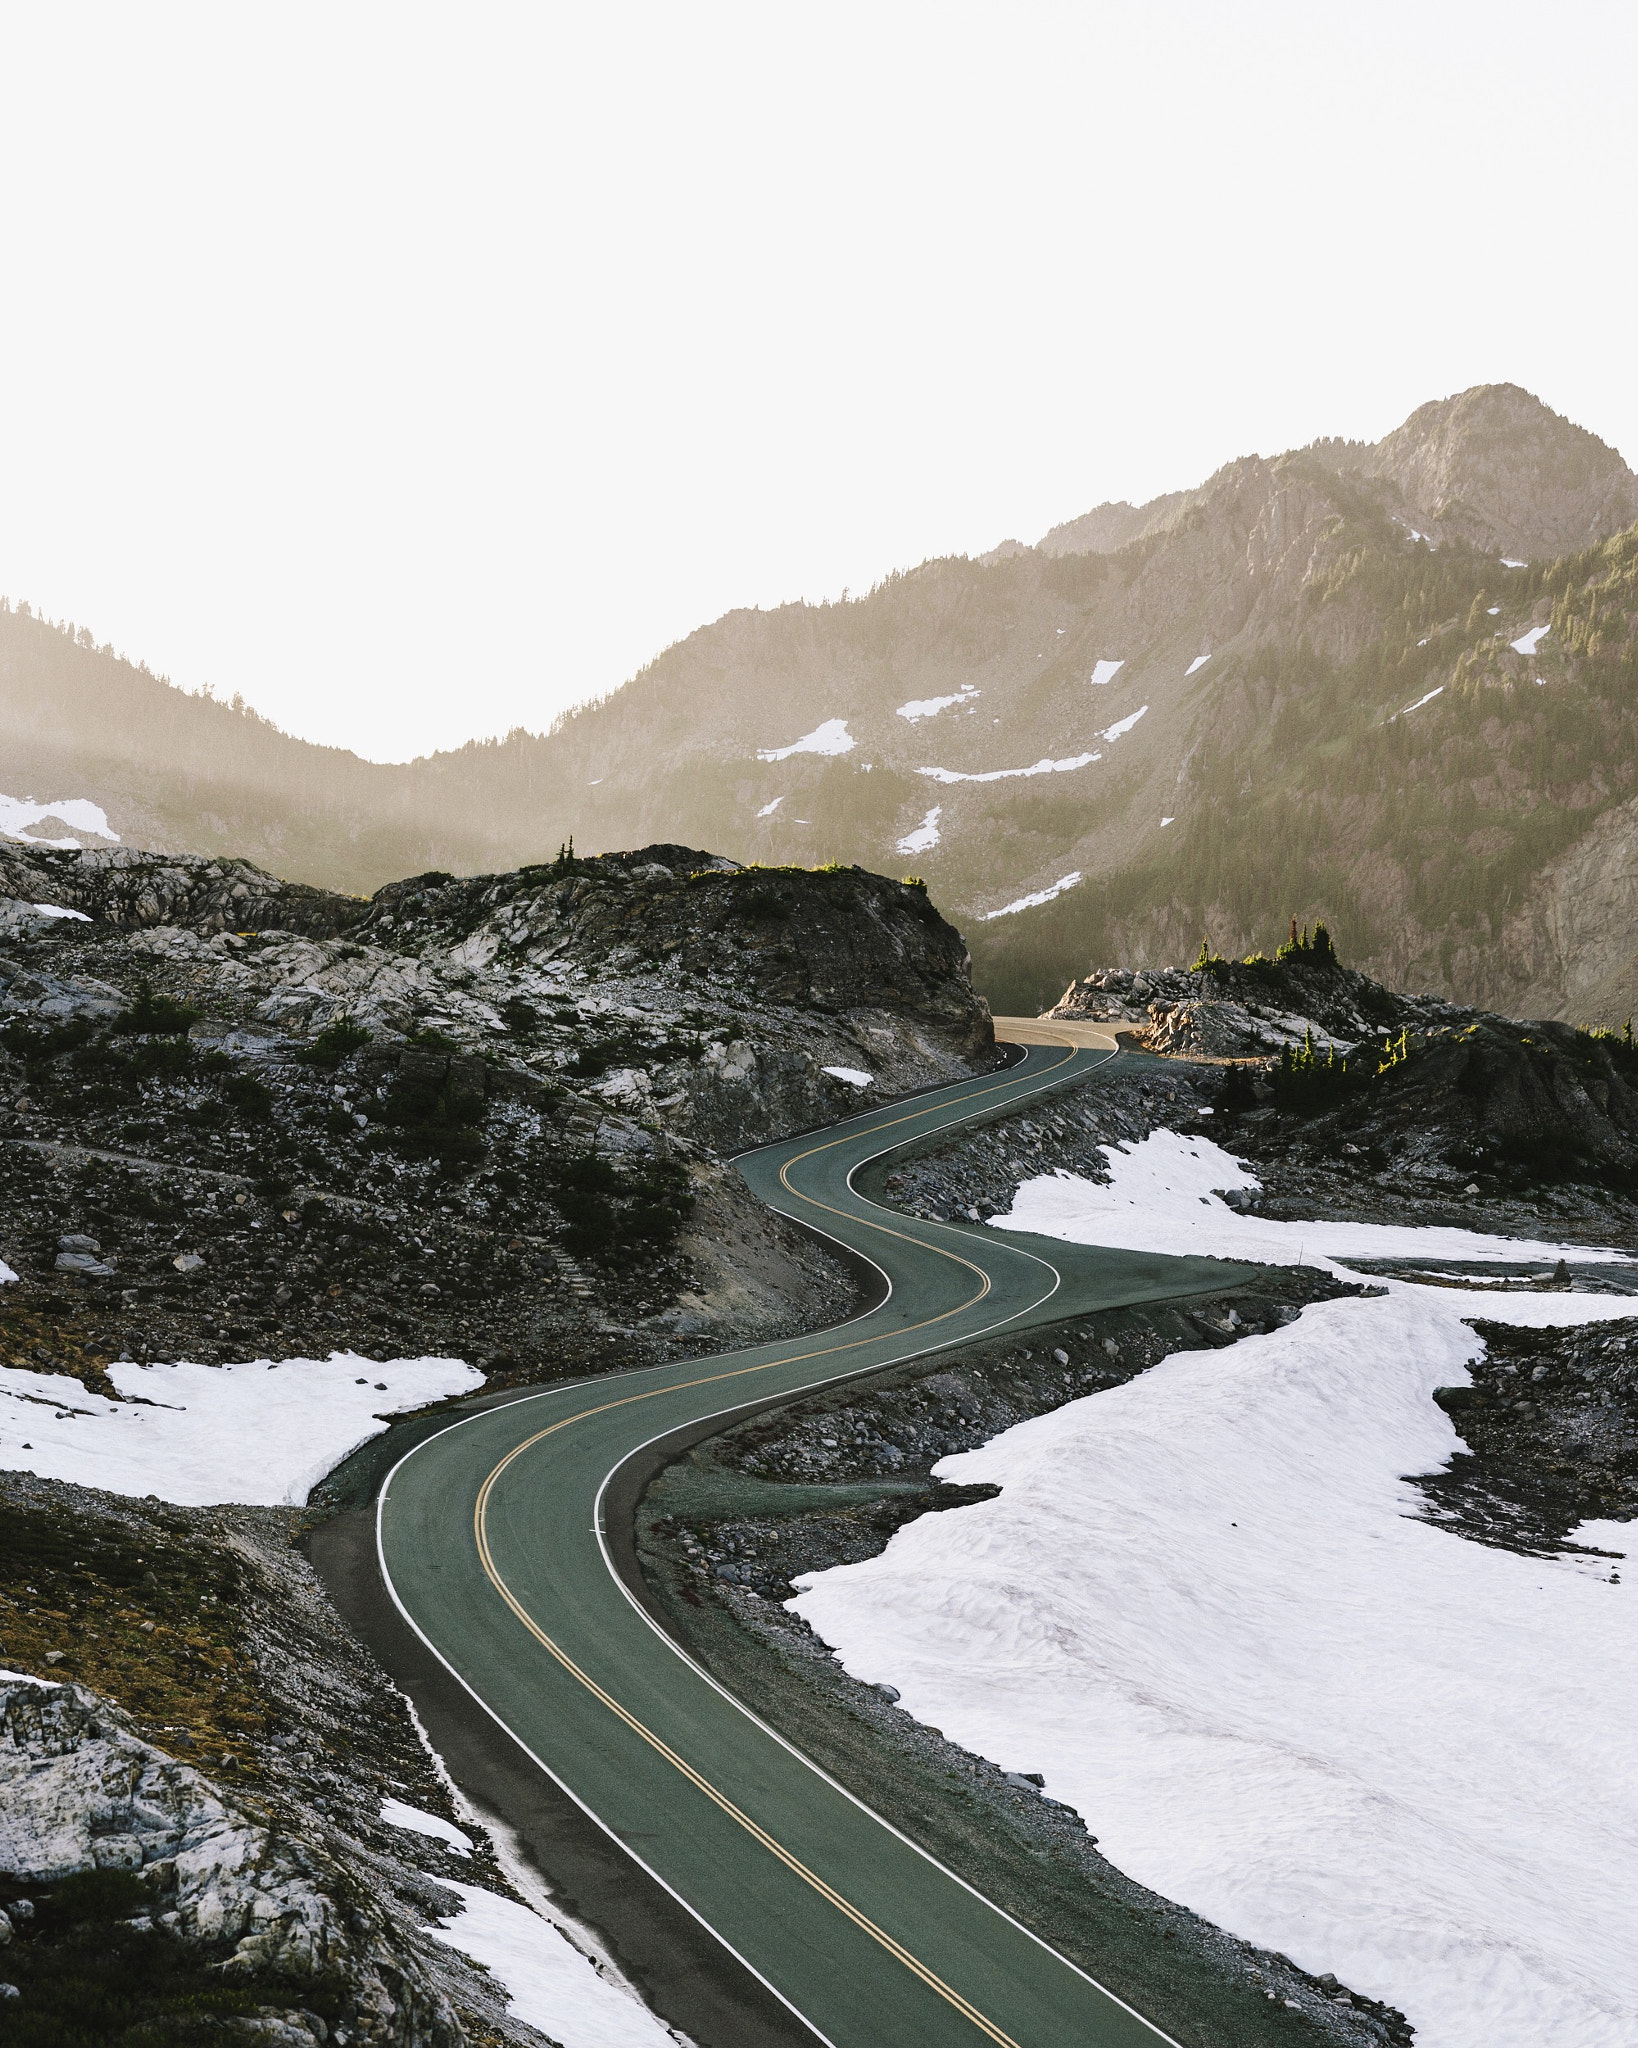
(1365, 382), (1638, 560)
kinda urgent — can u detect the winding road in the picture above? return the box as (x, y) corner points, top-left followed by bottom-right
(374, 1029), (1256, 2047)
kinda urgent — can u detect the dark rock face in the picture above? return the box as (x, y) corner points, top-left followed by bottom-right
(1413, 1318), (1638, 1553)
(0, 838), (989, 1391)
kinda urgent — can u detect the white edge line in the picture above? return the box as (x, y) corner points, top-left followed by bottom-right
(592, 1042), (1186, 2046)
(377, 1042), (1181, 2048)
(375, 1428), (839, 2046)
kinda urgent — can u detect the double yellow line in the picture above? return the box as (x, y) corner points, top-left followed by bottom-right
(469, 1043), (1089, 2045)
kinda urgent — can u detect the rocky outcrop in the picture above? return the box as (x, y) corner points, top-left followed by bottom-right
(1, 841), (365, 940)
(1363, 383), (1638, 561)
(0, 1673), (466, 2045)
(0, 838), (990, 1386)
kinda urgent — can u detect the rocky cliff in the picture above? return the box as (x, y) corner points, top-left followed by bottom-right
(0, 840), (992, 1388)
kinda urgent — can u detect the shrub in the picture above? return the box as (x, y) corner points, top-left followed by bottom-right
(116, 982), (200, 1035)
(296, 1016), (371, 1068)
(554, 1152), (695, 1259)
(223, 1072), (273, 1120)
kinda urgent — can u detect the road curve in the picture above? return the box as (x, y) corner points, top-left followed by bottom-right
(376, 1035), (1254, 2047)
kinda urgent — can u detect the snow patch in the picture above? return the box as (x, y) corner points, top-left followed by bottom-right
(755, 797), (783, 818)
(1400, 685), (1444, 717)
(896, 806), (942, 855)
(0, 794), (120, 849)
(1160, 816), (1175, 828)
(1511, 625), (1550, 657)
(980, 872), (1082, 921)
(1184, 654), (1211, 676)
(381, 1798), (472, 1856)
(991, 1130), (1630, 1275)
(918, 752), (1099, 785)
(897, 687), (979, 722)
(822, 1066), (873, 1087)
(793, 1133), (1638, 2048)
(425, 1879), (678, 2045)
(756, 719), (855, 761)
(1089, 659), (1124, 688)
(1097, 705), (1148, 743)
(1501, 558), (1528, 569)
(30, 902), (91, 922)
(0, 1352), (481, 1505)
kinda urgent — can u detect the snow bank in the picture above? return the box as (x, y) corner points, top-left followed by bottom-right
(426, 1880), (678, 2046)
(897, 688), (978, 722)
(0, 794), (120, 849)
(792, 1131), (1638, 2046)
(823, 1066), (873, 1087)
(918, 751), (1099, 785)
(896, 806), (942, 855)
(980, 873), (1082, 921)
(382, 1797), (472, 1855)
(1511, 625), (1550, 657)
(756, 719), (855, 761)
(1097, 705), (1147, 743)
(1089, 659), (1124, 687)
(0, 1352), (480, 1505)
(994, 1130), (1630, 1276)
(793, 1285), (1638, 2048)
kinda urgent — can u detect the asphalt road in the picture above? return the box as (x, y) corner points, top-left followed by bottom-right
(376, 1033), (1257, 2047)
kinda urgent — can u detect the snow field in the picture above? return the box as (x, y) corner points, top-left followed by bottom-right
(896, 805), (942, 855)
(918, 751), (1099, 785)
(1089, 659), (1124, 687)
(790, 1132), (1638, 2047)
(382, 1797), (473, 1854)
(426, 1879), (679, 2046)
(1400, 685), (1444, 716)
(756, 719), (855, 761)
(0, 1351), (480, 1505)
(980, 873), (1082, 921)
(0, 793), (120, 848)
(897, 687), (979, 722)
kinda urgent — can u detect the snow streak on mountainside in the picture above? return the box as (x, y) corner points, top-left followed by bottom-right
(6, 383), (1638, 1022)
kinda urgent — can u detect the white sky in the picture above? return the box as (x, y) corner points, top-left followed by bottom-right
(1, 3), (1634, 761)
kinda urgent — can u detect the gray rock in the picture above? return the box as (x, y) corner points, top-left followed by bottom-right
(57, 1233), (101, 1254)
(55, 1252), (116, 1277)
(0, 1675), (464, 2046)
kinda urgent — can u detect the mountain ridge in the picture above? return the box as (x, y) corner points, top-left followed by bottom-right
(5, 382), (1637, 1023)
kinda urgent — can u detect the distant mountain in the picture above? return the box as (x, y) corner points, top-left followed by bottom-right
(5, 383), (1637, 1022)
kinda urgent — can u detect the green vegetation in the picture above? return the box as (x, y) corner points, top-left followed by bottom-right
(1271, 1025), (1410, 1113)
(115, 983), (199, 1036)
(0, 1866), (347, 2047)
(296, 1016), (370, 1068)
(369, 1068), (485, 1165)
(553, 1151), (695, 1260)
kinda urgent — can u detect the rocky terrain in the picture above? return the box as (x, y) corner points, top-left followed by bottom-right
(11, 382), (1638, 1025)
(0, 834), (996, 2045)
(0, 1471), (574, 2045)
(0, 839), (991, 1387)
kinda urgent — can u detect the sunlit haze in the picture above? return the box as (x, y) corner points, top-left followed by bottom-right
(2, 2), (1634, 760)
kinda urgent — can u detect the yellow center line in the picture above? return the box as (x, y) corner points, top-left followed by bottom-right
(466, 1043), (1089, 2046)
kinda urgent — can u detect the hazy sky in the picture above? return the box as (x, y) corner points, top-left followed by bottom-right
(3, 3), (1635, 761)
